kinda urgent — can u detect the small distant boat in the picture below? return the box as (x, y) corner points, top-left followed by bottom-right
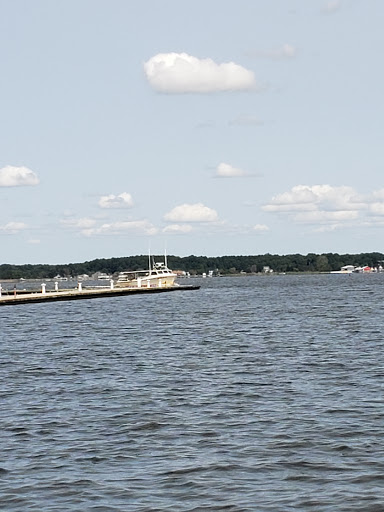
(53, 275), (68, 281)
(77, 274), (90, 281)
(330, 265), (355, 274)
(330, 265), (375, 274)
(115, 254), (178, 289)
(97, 273), (111, 280)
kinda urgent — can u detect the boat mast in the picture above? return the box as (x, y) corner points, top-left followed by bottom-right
(148, 247), (151, 273)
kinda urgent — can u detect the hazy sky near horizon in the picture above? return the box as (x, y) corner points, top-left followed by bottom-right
(1, 0), (384, 264)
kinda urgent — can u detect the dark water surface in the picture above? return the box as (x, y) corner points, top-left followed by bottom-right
(1, 274), (384, 511)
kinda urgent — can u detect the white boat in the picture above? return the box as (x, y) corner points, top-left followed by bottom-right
(330, 264), (375, 274)
(115, 256), (178, 289)
(330, 265), (355, 274)
(53, 275), (68, 281)
(97, 273), (111, 280)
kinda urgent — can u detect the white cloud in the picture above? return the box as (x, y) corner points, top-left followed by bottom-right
(263, 185), (363, 213)
(215, 162), (248, 178)
(253, 224), (269, 232)
(262, 184), (369, 230)
(372, 189), (384, 200)
(263, 184), (384, 229)
(364, 189), (384, 217)
(98, 192), (134, 209)
(0, 221), (28, 234)
(369, 203), (384, 216)
(164, 203), (218, 222)
(82, 220), (158, 237)
(0, 166), (39, 187)
(162, 224), (193, 234)
(27, 239), (41, 244)
(144, 52), (257, 93)
(314, 223), (346, 233)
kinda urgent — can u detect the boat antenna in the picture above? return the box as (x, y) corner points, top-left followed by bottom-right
(165, 246), (168, 268)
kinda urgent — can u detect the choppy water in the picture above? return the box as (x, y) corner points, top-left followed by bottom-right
(1, 274), (384, 511)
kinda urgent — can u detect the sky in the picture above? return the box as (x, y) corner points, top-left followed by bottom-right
(1, 0), (384, 264)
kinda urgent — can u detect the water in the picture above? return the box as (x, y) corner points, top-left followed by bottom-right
(1, 274), (384, 511)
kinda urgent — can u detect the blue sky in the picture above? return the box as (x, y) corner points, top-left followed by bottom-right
(1, 0), (384, 264)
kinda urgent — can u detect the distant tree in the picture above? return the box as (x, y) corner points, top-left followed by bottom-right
(316, 254), (330, 272)
(1, 251), (384, 279)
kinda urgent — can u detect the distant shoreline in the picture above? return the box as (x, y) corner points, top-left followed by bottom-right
(1, 252), (383, 280)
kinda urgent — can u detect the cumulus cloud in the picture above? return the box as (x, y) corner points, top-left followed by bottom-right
(60, 215), (158, 237)
(215, 162), (248, 178)
(253, 224), (269, 232)
(144, 52), (257, 93)
(262, 184), (369, 230)
(263, 185), (363, 213)
(162, 224), (193, 234)
(164, 203), (219, 222)
(0, 221), (28, 234)
(369, 203), (384, 216)
(0, 166), (39, 187)
(372, 188), (384, 200)
(98, 192), (134, 209)
(262, 184), (384, 231)
(248, 43), (297, 60)
(82, 220), (157, 237)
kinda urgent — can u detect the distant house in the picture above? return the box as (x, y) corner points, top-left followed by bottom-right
(263, 266), (273, 274)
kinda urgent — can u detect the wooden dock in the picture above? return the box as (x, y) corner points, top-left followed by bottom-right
(0, 284), (200, 306)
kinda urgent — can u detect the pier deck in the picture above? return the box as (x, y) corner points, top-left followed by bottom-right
(0, 284), (200, 306)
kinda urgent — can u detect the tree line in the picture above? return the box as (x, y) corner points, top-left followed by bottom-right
(1, 252), (383, 279)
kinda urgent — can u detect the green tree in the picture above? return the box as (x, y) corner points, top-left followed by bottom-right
(316, 254), (330, 272)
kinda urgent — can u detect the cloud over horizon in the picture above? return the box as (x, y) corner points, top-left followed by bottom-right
(164, 203), (219, 222)
(144, 52), (258, 93)
(0, 166), (39, 187)
(81, 220), (158, 237)
(253, 224), (269, 232)
(260, 184), (384, 231)
(263, 185), (364, 214)
(98, 192), (134, 209)
(0, 221), (28, 234)
(162, 224), (193, 234)
(215, 162), (248, 178)
(61, 216), (157, 237)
